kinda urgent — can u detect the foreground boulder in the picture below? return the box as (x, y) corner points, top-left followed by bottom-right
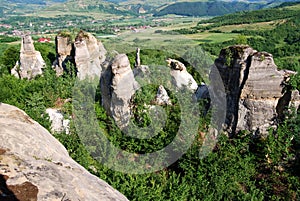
(11, 35), (45, 79)
(0, 103), (128, 201)
(213, 45), (300, 136)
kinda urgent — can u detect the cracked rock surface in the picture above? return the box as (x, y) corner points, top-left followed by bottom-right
(0, 103), (128, 201)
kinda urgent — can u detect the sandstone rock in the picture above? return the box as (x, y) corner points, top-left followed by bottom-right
(74, 31), (107, 80)
(167, 58), (198, 91)
(135, 47), (141, 67)
(153, 85), (172, 106)
(101, 54), (139, 129)
(214, 45), (300, 136)
(53, 30), (107, 80)
(0, 103), (128, 201)
(52, 34), (74, 76)
(46, 108), (70, 134)
(133, 48), (150, 78)
(11, 35), (45, 79)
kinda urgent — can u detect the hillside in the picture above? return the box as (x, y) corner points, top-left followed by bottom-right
(153, 1), (264, 17)
(193, 1), (300, 71)
(107, 0), (300, 15)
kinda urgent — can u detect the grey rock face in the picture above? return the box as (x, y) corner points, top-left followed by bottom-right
(53, 31), (107, 80)
(11, 35), (45, 79)
(101, 54), (139, 129)
(52, 35), (74, 76)
(74, 31), (107, 80)
(194, 82), (210, 101)
(133, 65), (150, 78)
(0, 103), (129, 201)
(153, 85), (172, 106)
(167, 58), (198, 91)
(214, 45), (300, 136)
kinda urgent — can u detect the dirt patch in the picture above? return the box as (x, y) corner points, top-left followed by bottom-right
(0, 148), (6, 155)
(0, 174), (38, 201)
(8, 181), (38, 201)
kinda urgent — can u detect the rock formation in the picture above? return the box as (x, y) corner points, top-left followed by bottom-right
(135, 47), (141, 67)
(11, 35), (45, 79)
(101, 54), (139, 129)
(213, 45), (300, 136)
(74, 31), (107, 80)
(53, 30), (106, 80)
(52, 33), (74, 76)
(153, 85), (172, 106)
(167, 58), (198, 91)
(133, 48), (150, 78)
(0, 103), (129, 201)
(46, 108), (70, 134)
(194, 82), (210, 101)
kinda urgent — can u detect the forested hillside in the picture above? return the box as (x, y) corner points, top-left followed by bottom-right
(154, 1), (264, 17)
(195, 2), (300, 71)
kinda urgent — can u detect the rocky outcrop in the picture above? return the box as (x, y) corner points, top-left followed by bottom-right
(167, 58), (198, 91)
(74, 31), (107, 80)
(52, 34), (74, 76)
(46, 108), (70, 134)
(214, 45), (300, 136)
(153, 85), (172, 106)
(53, 30), (106, 80)
(133, 47), (150, 78)
(101, 54), (139, 129)
(0, 103), (128, 201)
(11, 35), (45, 79)
(194, 82), (210, 101)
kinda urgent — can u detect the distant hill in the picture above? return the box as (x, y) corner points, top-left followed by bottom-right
(6, 0), (67, 4)
(105, 0), (300, 15)
(153, 1), (265, 17)
(40, 0), (137, 17)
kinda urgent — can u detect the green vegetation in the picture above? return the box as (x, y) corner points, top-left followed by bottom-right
(0, 1), (300, 200)
(1, 36), (300, 199)
(55, 112), (300, 200)
(197, 7), (299, 30)
(197, 2), (300, 71)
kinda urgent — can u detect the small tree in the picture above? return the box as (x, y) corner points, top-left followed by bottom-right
(235, 34), (247, 45)
(0, 46), (20, 73)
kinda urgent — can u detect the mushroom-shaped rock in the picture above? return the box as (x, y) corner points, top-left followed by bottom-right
(167, 58), (198, 91)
